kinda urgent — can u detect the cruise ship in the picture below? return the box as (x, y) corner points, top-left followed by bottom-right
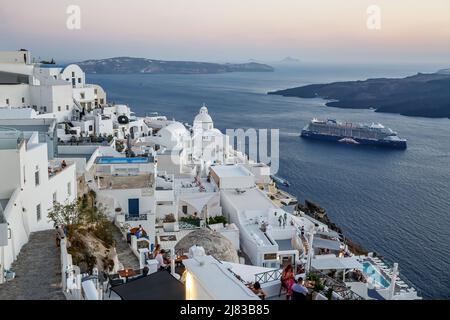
(301, 118), (407, 149)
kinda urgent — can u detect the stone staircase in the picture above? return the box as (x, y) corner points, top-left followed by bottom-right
(0, 230), (65, 300)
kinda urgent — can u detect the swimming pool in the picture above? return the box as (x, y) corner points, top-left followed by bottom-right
(362, 261), (391, 288)
(95, 157), (151, 164)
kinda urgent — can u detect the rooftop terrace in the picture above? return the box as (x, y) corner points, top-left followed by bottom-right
(97, 174), (154, 190)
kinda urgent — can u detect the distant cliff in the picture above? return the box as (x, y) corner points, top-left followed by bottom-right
(268, 71), (450, 118)
(76, 57), (274, 74)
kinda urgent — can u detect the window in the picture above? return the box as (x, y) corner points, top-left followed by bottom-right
(35, 169), (40, 186)
(88, 125), (93, 131)
(94, 89), (98, 94)
(66, 78), (69, 81)
(78, 78), (81, 83)
(80, 92), (85, 99)
(58, 106), (61, 112)
(66, 105), (69, 110)
(67, 182), (71, 196)
(100, 99), (104, 104)
(6, 98), (9, 105)
(23, 166), (26, 184)
(53, 192), (57, 204)
(36, 204), (41, 221)
(71, 71), (75, 77)
(182, 205), (188, 214)
(22, 97), (25, 103)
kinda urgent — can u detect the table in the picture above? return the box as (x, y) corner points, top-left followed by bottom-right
(118, 269), (137, 281)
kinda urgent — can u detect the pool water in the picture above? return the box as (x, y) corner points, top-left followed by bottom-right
(96, 157), (150, 164)
(363, 262), (391, 288)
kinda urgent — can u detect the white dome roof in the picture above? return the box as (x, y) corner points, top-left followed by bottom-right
(158, 122), (189, 149)
(175, 229), (239, 263)
(194, 105), (213, 124)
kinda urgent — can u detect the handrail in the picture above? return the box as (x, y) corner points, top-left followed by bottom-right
(125, 213), (148, 221)
(309, 268), (365, 300)
(254, 269), (282, 284)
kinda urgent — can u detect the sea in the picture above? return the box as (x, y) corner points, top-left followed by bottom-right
(88, 62), (450, 299)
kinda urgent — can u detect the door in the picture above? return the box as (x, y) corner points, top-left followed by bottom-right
(128, 198), (139, 217)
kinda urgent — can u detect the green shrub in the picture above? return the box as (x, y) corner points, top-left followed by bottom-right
(180, 216), (201, 227)
(207, 216), (227, 225)
(93, 218), (115, 248)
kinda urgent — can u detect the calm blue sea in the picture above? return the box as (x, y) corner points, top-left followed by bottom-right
(88, 63), (450, 299)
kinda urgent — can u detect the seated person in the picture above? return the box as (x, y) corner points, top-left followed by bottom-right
(152, 244), (161, 259)
(155, 249), (170, 271)
(291, 277), (309, 300)
(251, 282), (267, 300)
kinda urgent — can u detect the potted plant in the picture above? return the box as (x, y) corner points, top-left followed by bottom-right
(163, 214), (179, 232)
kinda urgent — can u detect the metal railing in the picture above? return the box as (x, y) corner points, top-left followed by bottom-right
(309, 268), (365, 300)
(125, 214), (148, 221)
(254, 269), (282, 284)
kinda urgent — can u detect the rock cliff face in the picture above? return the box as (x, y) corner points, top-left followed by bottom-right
(76, 57), (274, 74)
(269, 71), (450, 118)
(297, 200), (368, 255)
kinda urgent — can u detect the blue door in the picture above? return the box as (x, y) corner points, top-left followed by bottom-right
(128, 198), (139, 217)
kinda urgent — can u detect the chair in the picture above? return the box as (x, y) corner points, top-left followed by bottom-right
(106, 274), (124, 297)
(292, 290), (307, 300)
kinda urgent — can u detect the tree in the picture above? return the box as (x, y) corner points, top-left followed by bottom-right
(48, 201), (82, 228)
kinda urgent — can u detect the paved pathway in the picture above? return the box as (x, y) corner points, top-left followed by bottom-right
(0, 230), (65, 300)
(111, 225), (140, 270)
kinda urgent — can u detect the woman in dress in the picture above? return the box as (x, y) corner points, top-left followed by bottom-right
(281, 264), (295, 300)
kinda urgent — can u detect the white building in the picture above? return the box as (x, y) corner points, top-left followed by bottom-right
(0, 50), (107, 124)
(0, 126), (77, 274)
(87, 156), (157, 248)
(141, 105), (237, 178)
(183, 255), (259, 300)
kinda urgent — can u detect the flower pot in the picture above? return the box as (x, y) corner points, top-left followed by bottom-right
(163, 222), (179, 232)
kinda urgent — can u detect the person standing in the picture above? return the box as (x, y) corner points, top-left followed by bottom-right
(55, 225), (65, 247)
(281, 264), (295, 300)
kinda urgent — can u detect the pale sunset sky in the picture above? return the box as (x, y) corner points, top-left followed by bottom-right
(0, 0), (449, 64)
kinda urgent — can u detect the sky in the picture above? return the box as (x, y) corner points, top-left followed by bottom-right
(0, 0), (449, 64)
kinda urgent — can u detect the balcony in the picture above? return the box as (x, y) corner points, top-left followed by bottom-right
(0, 127), (24, 150)
(48, 159), (74, 179)
(125, 213), (148, 222)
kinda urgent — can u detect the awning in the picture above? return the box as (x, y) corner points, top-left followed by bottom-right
(313, 236), (341, 251)
(311, 256), (363, 271)
(111, 271), (185, 300)
(179, 193), (219, 213)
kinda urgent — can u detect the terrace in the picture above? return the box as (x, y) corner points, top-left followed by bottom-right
(48, 159), (75, 179)
(97, 174), (153, 190)
(175, 177), (217, 194)
(0, 127), (24, 150)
